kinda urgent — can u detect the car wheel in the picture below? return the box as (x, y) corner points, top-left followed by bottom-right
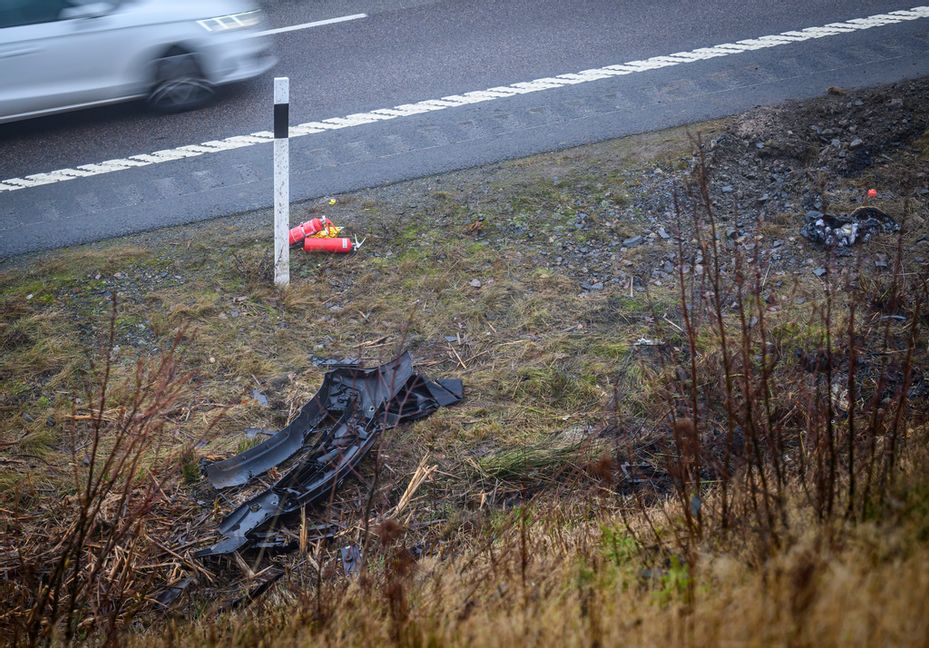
(148, 49), (213, 113)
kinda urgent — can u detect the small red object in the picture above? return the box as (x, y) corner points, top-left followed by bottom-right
(303, 237), (354, 253)
(304, 217), (332, 236)
(867, 189), (878, 198)
(288, 217), (333, 246)
(288, 225), (306, 247)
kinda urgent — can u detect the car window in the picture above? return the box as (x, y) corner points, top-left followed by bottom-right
(0, 0), (72, 28)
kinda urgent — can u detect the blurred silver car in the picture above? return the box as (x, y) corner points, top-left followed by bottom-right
(0, 0), (276, 123)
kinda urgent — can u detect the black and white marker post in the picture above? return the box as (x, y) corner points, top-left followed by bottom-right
(273, 76), (290, 287)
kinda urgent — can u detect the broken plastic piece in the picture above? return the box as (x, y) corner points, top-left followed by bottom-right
(341, 544), (361, 576)
(205, 354), (415, 489)
(248, 524), (339, 551)
(801, 206), (899, 247)
(196, 353), (463, 558)
(310, 355), (361, 368)
(251, 388), (269, 407)
(245, 427), (274, 439)
(154, 577), (194, 609)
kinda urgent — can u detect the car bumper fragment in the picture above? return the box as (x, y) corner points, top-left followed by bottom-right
(196, 352), (463, 558)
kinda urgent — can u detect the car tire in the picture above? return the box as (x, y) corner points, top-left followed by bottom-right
(147, 48), (214, 113)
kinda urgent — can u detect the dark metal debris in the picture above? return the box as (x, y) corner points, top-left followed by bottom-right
(197, 353), (462, 558)
(801, 206), (899, 247)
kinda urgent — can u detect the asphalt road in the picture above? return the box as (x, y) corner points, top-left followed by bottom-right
(2, 0), (929, 257)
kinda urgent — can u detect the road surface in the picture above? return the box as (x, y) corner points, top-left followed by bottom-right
(2, 0), (929, 257)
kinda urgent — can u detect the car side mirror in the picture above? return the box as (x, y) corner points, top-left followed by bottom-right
(60, 2), (114, 20)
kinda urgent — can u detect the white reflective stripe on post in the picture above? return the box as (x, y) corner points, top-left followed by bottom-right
(273, 77), (290, 287)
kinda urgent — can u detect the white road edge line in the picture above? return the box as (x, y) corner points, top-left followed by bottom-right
(257, 13), (367, 36)
(3, 5), (928, 194)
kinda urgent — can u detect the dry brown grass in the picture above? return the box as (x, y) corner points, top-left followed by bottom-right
(128, 460), (929, 648)
(1, 116), (928, 646)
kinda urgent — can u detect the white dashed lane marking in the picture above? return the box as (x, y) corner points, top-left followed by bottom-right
(2, 5), (928, 194)
(256, 13), (367, 37)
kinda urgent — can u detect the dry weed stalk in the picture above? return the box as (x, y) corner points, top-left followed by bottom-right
(649, 143), (928, 565)
(1, 295), (190, 646)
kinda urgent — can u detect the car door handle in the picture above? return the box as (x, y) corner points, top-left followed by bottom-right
(0, 47), (41, 59)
